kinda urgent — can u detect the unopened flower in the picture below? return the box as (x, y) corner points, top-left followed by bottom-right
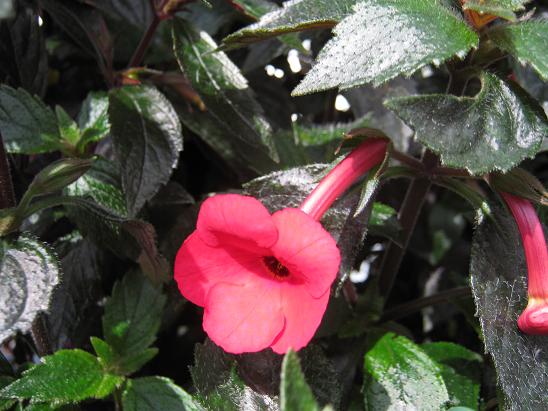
(175, 137), (388, 353)
(501, 192), (548, 335)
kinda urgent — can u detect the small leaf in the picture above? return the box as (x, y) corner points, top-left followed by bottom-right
(280, 350), (320, 411)
(222, 0), (359, 48)
(102, 271), (166, 361)
(0, 7), (48, 95)
(368, 202), (402, 244)
(363, 333), (449, 410)
(386, 72), (547, 174)
(489, 20), (548, 81)
(491, 167), (548, 206)
(172, 18), (277, 165)
(421, 342), (482, 409)
(0, 234), (60, 343)
(122, 376), (205, 411)
(462, 0), (528, 21)
(0, 350), (123, 404)
(109, 85), (183, 216)
(470, 202), (548, 409)
(0, 85), (60, 154)
(77, 91), (110, 151)
(293, 0), (478, 94)
(55, 106), (80, 148)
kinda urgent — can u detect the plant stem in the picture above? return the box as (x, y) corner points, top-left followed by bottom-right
(390, 149), (425, 171)
(378, 150), (439, 299)
(381, 286), (471, 322)
(127, 14), (161, 68)
(0, 133), (15, 209)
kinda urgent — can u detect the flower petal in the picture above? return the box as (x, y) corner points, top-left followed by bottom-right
(174, 231), (263, 307)
(197, 194), (278, 250)
(270, 285), (330, 354)
(203, 281), (285, 354)
(270, 208), (340, 297)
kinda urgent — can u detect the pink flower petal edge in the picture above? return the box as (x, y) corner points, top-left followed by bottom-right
(501, 192), (548, 335)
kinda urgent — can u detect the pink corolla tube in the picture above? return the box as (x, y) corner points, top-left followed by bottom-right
(501, 192), (548, 335)
(174, 138), (388, 354)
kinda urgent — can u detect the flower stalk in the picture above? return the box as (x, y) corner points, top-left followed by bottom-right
(300, 137), (389, 221)
(501, 192), (548, 335)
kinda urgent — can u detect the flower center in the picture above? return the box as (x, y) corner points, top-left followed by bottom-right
(263, 256), (290, 278)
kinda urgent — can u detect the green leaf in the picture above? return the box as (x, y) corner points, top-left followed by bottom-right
(102, 271), (166, 362)
(0, 350), (123, 404)
(122, 376), (205, 411)
(0, 375), (15, 411)
(0, 234), (60, 343)
(386, 72), (547, 174)
(0, 85), (60, 154)
(55, 106), (80, 147)
(363, 333), (450, 410)
(470, 202), (548, 409)
(368, 202), (401, 244)
(109, 85), (183, 216)
(77, 91), (110, 151)
(0, 7), (48, 95)
(222, 0), (359, 48)
(172, 18), (278, 165)
(92, 336), (158, 376)
(462, 0), (528, 21)
(489, 20), (548, 81)
(293, 0), (478, 94)
(280, 350), (320, 411)
(421, 342), (482, 409)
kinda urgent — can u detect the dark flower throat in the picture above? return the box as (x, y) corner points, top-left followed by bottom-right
(263, 256), (290, 278)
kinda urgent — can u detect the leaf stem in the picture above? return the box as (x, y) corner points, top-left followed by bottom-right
(390, 149), (425, 171)
(380, 286), (471, 322)
(378, 149), (439, 299)
(0, 133), (16, 210)
(127, 14), (162, 68)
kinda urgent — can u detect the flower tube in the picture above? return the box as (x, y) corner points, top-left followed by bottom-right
(174, 137), (389, 354)
(501, 192), (548, 335)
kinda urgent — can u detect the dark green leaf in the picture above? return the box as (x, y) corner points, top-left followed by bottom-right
(363, 333), (449, 410)
(470, 202), (548, 409)
(191, 340), (276, 411)
(41, 0), (113, 80)
(0, 234), (60, 343)
(0, 7), (48, 95)
(489, 20), (548, 81)
(172, 18), (277, 167)
(109, 85), (183, 216)
(490, 167), (548, 206)
(102, 271), (166, 362)
(421, 342), (482, 409)
(293, 0), (477, 94)
(0, 85), (60, 154)
(463, 0), (528, 21)
(122, 376), (205, 411)
(46, 239), (105, 350)
(0, 375), (15, 411)
(368, 202), (401, 244)
(280, 350), (319, 411)
(77, 91), (110, 151)
(222, 0), (359, 48)
(386, 72), (547, 174)
(0, 350), (123, 404)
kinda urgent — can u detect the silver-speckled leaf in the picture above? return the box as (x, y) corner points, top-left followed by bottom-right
(0, 234), (60, 343)
(470, 203), (548, 410)
(386, 72), (547, 175)
(293, 0), (478, 94)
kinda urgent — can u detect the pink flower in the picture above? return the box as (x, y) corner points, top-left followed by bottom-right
(175, 137), (388, 353)
(501, 192), (548, 335)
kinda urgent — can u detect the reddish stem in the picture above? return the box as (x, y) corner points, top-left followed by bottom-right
(300, 138), (388, 221)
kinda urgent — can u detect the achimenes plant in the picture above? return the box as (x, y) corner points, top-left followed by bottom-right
(0, 0), (547, 410)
